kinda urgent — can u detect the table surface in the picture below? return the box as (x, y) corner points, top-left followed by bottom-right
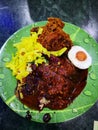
(0, 0), (98, 130)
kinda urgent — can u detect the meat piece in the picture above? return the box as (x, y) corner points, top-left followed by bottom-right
(30, 17), (73, 51)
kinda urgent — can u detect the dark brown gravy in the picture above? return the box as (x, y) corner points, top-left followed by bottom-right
(15, 55), (88, 111)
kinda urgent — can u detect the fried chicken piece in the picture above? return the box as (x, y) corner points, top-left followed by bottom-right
(38, 17), (73, 51)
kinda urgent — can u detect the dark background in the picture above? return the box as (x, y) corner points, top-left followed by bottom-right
(0, 0), (98, 129)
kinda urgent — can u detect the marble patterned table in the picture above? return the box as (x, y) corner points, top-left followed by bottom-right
(0, 0), (98, 129)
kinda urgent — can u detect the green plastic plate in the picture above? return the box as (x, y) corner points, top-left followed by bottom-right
(0, 21), (98, 123)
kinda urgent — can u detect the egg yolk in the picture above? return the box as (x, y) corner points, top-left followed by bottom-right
(76, 51), (87, 61)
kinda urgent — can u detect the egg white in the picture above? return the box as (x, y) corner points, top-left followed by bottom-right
(68, 46), (92, 69)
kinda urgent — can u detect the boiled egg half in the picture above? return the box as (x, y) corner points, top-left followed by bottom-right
(68, 46), (92, 69)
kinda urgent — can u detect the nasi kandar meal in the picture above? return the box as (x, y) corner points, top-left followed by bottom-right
(6, 17), (92, 111)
